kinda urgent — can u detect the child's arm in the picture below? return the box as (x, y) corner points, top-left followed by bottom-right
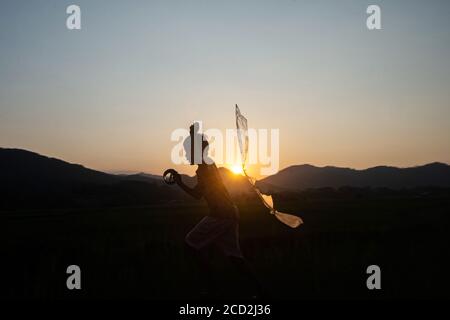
(174, 174), (203, 199)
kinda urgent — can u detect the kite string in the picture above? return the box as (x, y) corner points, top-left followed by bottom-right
(242, 166), (275, 214)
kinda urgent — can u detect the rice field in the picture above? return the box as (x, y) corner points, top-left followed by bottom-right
(1, 195), (449, 299)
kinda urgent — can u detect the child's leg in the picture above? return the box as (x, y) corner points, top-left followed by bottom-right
(228, 256), (264, 298)
(184, 216), (236, 296)
(185, 242), (216, 296)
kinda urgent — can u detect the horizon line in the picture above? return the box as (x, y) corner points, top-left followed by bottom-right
(2, 147), (448, 177)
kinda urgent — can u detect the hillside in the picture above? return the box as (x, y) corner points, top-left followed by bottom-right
(0, 148), (179, 209)
(258, 163), (450, 192)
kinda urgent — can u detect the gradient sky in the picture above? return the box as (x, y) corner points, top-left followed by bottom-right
(1, 0), (449, 176)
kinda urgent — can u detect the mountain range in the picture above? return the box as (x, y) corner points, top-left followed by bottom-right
(0, 148), (253, 209)
(1, 147), (449, 209)
(258, 163), (450, 192)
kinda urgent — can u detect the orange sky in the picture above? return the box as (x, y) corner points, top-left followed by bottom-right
(1, 1), (449, 177)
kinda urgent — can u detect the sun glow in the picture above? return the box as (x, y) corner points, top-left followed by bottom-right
(230, 165), (244, 175)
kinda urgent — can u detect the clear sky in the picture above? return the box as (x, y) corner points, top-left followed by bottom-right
(1, 0), (449, 176)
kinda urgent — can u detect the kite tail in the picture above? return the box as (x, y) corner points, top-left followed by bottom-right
(243, 170), (302, 229)
(274, 211), (303, 228)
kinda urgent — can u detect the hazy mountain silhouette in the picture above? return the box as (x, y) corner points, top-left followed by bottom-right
(0, 148), (180, 209)
(2, 148), (448, 209)
(177, 166), (256, 198)
(115, 169), (255, 197)
(0, 148), (256, 209)
(118, 172), (165, 184)
(258, 163), (450, 192)
(0, 148), (118, 185)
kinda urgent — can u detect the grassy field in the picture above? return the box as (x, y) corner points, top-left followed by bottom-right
(1, 195), (449, 299)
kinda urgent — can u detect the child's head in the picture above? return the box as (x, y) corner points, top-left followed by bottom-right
(183, 122), (210, 165)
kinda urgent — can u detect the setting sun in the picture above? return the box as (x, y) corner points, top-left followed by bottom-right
(230, 165), (244, 175)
